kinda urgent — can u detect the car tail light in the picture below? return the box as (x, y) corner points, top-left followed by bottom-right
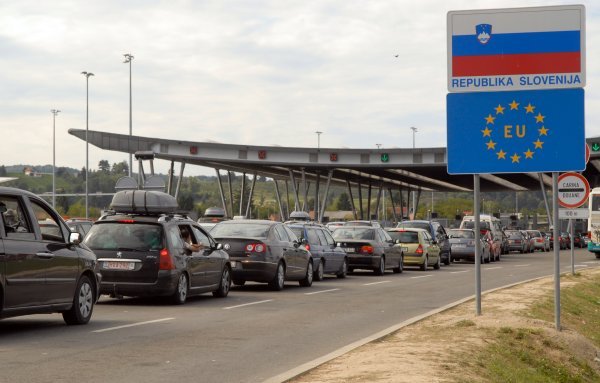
(416, 244), (424, 255)
(245, 243), (266, 253)
(159, 248), (175, 270)
(118, 219), (135, 223)
(360, 245), (374, 254)
(536, 238), (543, 243)
(304, 243), (311, 251)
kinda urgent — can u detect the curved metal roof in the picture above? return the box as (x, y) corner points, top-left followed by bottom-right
(68, 128), (600, 192)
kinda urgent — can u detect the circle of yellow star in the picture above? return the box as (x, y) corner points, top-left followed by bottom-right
(495, 104), (505, 114)
(511, 153), (521, 163)
(496, 150), (506, 159)
(538, 126), (549, 136)
(486, 140), (496, 150)
(481, 127), (492, 137)
(533, 139), (544, 149)
(524, 149), (534, 159)
(509, 100), (519, 110)
(485, 114), (496, 124)
(535, 113), (545, 123)
(525, 103), (535, 113)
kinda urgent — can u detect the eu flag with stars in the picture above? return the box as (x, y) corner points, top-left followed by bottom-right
(447, 88), (584, 174)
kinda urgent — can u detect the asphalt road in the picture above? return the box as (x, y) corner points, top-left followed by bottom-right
(1, 248), (598, 383)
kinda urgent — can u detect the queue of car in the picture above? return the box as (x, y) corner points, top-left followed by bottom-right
(3, 186), (585, 326)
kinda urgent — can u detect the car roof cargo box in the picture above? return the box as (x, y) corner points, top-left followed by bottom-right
(110, 190), (178, 214)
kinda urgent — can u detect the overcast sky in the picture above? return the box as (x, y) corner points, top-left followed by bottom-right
(1, 0), (597, 176)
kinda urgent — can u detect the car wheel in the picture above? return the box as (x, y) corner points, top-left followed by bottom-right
(444, 251), (451, 266)
(374, 256), (385, 275)
(269, 262), (285, 291)
(420, 256), (428, 271)
(213, 266), (232, 298)
(393, 255), (403, 274)
(433, 255), (441, 270)
(171, 273), (188, 305)
(300, 261), (313, 287)
(62, 275), (95, 325)
(314, 260), (324, 281)
(337, 258), (348, 278)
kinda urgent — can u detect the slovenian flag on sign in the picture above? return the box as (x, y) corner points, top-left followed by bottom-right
(452, 13), (581, 76)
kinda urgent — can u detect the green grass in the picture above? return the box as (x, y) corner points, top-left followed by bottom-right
(457, 272), (600, 382)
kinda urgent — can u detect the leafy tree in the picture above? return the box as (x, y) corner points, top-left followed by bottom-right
(336, 192), (352, 210)
(98, 160), (110, 173)
(111, 161), (129, 175)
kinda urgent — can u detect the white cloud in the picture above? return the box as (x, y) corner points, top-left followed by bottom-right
(0, 0), (596, 176)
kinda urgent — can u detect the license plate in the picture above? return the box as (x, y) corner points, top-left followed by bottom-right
(343, 247), (355, 253)
(103, 261), (135, 270)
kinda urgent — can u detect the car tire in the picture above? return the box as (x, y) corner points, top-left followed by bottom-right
(314, 260), (324, 281)
(269, 262), (285, 291)
(212, 266), (231, 298)
(420, 256), (428, 271)
(299, 261), (313, 287)
(393, 255), (403, 274)
(337, 258), (348, 278)
(444, 251), (451, 266)
(433, 255), (441, 270)
(62, 275), (95, 325)
(171, 273), (188, 305)
(374, 256), (385, 275)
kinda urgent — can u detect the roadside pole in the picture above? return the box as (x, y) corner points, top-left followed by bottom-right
(552, 172), (561, 331)
(570, 219), (575, 275)
(474, 175), (481, 315)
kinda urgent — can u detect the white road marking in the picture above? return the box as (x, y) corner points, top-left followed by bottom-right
(305, 288), (340, 295)
(514, 264), (530, 267)
(484, 267), (502, 270)
(223, 299), (273, 310)
(450, 270), (469, 274)
(92, 317), (175, 333)
(363, 281), (391, 286)
(575, 264), (588, 268)
(583, 261), (599, 264)
(410, 275), (433, 279)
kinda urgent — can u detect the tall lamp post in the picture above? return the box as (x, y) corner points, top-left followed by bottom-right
(50, 109), (61, 208)
(315, 131), (322, 150)
(410, 126), (417, 216)
(123, 53), (134, 176)
(81, 71), (94, 219)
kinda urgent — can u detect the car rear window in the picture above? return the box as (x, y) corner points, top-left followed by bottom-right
(332, 227), (374, 240)
(389, 231), (419, 243)
(289, 227), (304, 239)
(397, 222), (429, 231)
(84, 222), (164, 251)
(211, 223), (270, 238)
(448, 230), (474, 239)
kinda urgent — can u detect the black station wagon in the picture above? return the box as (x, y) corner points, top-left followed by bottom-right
(83, 190), (232, 304)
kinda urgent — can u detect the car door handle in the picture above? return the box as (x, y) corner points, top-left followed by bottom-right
(36, 252), (55, 259)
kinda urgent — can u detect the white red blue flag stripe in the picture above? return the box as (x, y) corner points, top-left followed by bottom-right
(447, 5), (585, 92)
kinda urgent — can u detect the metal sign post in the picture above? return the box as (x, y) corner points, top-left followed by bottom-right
(552, 172), (561, 330)
(474, 175), (481, 315)
(570, 218), (575, 275)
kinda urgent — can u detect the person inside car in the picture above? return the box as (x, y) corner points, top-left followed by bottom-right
(180, 226), (203, 253)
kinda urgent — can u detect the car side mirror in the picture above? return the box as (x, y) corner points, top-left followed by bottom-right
(214, 242), (224, 250)
(69, 232), (82, 245)
(293, 240), (301, 248)
(395, 239), (401, 244)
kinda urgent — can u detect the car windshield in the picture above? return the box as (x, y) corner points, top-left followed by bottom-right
(397, 222), (429, 231)
(211, 223), (270, 238)
(462, 221), (491, 230)
(528, 231), (541, 237)
(388, 231), (419, 243)
(448, 230), (474, 239)
(84, 223), (164, 251)
(332, 227), (374, 240)
(505, 231), (522, 239)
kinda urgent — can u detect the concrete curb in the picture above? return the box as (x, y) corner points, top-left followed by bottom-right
(263, 271), (580, 383)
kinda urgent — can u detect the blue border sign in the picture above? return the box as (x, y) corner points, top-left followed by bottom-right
(447, 88), (584, 174)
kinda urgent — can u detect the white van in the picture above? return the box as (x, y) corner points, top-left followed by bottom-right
(460, 214), (504, 258)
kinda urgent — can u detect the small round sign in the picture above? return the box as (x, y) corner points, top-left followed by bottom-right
(558, 172), (590, 208)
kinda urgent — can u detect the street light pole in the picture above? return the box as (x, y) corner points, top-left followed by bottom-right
(410, 126), (417, 217)
(50, 109), (61, 208)
(123, 53), (134, 176)
(315, 131), (322, 150)
(81, 71), (94, 219)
